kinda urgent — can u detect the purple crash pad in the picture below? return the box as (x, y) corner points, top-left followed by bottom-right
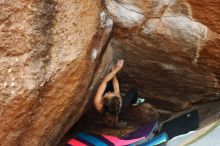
(122, 120), (158, 140)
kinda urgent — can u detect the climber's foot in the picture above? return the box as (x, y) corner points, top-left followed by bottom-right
(132, 97), (145, 106)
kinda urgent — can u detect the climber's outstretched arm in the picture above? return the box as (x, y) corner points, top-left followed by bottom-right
(113, 75), (120, 96)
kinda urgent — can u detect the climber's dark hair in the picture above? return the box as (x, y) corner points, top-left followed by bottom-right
(102, 96), (121, 127)
(103, 96), (121, 114)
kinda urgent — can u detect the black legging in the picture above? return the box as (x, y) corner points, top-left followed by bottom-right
(121, 88), (138, 111)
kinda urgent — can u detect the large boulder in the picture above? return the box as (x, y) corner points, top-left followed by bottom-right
(0, 0), (112, 145)
(105, 0), (220, 112)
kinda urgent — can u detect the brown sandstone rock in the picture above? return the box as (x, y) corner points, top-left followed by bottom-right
(0, 0), (112, 145)
(187, 0), (220, 34)
(105, 0), (220, 112)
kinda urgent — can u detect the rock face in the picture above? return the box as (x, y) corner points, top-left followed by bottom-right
(105, 0), (220, 111)
(0, 0), (112, 145)
(0, 0), (220, 145)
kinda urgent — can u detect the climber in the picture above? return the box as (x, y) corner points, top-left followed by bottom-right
(94, 59), (145, 128)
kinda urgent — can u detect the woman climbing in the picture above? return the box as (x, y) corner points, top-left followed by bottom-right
(94, 59), (145, 128)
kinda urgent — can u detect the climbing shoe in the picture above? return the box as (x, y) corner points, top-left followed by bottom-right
(132, 97), (145, 106)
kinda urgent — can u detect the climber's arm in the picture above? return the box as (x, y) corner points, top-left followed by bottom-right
(94, 60), (124, 112)
(94, 82), (107, 112)
(113, 75), (120, 96)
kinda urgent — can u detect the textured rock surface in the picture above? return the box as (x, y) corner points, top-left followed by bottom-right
(0, 0), (112, 145)
(187, 0), (220, 33)
(105, 0), (220, 112)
